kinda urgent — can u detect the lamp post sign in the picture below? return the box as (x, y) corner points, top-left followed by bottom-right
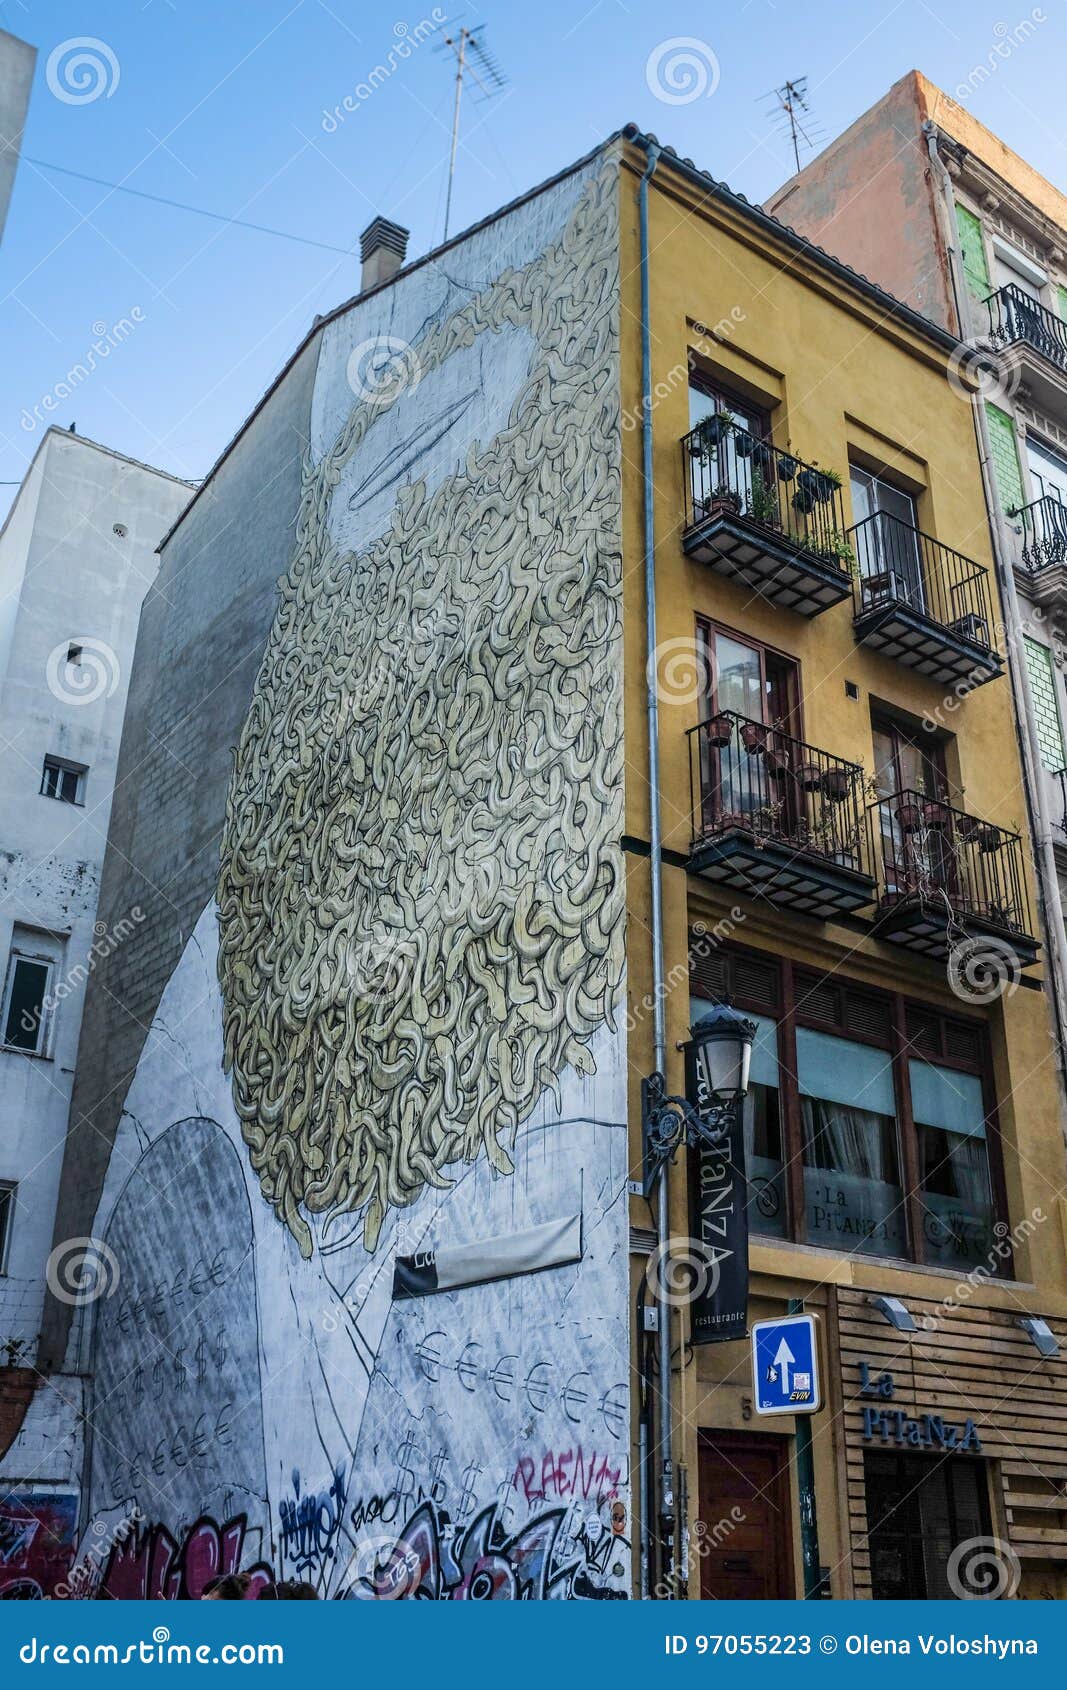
(751, 1313), (821, 1415)
(685, 1032), (749, 1345)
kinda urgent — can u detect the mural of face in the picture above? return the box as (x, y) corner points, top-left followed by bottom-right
(216, 168), (625, 1259)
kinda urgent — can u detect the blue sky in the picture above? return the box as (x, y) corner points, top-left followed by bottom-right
(2, 0), (1065, 518)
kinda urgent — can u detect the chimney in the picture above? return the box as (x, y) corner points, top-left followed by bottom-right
(360, 216), (409, 292)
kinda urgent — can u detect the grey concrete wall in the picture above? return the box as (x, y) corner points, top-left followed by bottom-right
(0, 30), (34, 244)
(41, 336), (321, 1368)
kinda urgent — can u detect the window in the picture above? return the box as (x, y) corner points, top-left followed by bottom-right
(850, 468), (924, 611)
(911, 1061), (994, 1269)
(2, 943), (55, 1054)
(40, 756), (86, 805)
(0, 1181), (13, 1272)
(798, 1027), (906, 1259)
(866, 1452), (991, 1600)
(688, 941), (1008, 1270)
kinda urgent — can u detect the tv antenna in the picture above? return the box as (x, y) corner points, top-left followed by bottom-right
(761, 77), (823, 176)
(437, 24), (506, 241)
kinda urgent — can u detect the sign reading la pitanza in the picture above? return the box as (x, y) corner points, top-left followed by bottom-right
(686, 1039), (749, 1344)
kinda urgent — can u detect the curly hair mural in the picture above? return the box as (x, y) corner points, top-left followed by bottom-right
(216, 168), (625, 1258)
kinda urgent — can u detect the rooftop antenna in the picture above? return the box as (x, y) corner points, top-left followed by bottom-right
(761, 77), (819, 176)
(437, 24), (506, 242)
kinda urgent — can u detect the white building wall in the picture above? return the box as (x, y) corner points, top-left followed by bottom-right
(0, 430), (190, 1352)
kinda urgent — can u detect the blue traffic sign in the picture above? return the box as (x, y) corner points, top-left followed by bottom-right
(751, 1313), (820, 1415)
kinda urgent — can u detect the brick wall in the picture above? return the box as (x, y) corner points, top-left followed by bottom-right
(986, 402), (1025, 512)
(956, 202), (990, 301)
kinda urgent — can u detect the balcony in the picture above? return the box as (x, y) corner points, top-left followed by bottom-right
(1007, 495), (1067, 605)
(867, 790), (1039, 966)
(985, 284), (1067, 417)
(850, 511), (1003, 690)
(687, 711), (876, 919)
(681, 420), (852, 616)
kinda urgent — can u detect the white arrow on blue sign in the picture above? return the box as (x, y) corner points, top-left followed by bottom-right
(751, 1313), (820, 1415)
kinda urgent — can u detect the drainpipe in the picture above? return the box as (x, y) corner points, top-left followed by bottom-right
(638, 137), (675, 1595)
(925, 122), (1067, 1127)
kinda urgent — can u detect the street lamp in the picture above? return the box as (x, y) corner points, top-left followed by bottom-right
(641, 1005), (757, 1195)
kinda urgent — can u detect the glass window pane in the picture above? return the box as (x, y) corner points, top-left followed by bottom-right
(4, 958), (49, 1051)
(912, 1059), (993, 1269)
(798, 1029), (906, 1258)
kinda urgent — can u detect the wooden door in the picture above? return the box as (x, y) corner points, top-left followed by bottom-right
(697, 1432), (795, 1600)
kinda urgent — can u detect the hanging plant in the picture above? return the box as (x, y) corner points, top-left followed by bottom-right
(797, 465), (842, 505)
(739, 720), (770, 755)
(922, 797), (952, 828)
(896, 800), (922, 833)
(796, 761), (823, 792)
(977, 824), (1003, 854)
(696, 411), (736, 451)
(957, 813), (981, 843)
(820, 767), (852, 802)
(776, 451), (799, 482)
(734, 429), (757, 459)
(793, 485), (818, 516)
(703, 712), (734, 748)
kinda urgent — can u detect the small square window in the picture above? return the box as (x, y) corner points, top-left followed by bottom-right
(40, 756), (86, 805)
(2, 953), (53, 1054)
(0, 1182), (14, 1273)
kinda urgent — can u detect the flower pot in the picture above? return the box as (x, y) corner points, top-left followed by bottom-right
(708, 491), (742, 517)
(777, 454), (798, 482)
(739, 721), (770, 755)
(703, 712), (733, 748)
(792, 486), (817, 516)
(922, 799), (952, 828)
(796, 762), (823, 792)
(734, 429), (756, 458)
(698, 414), (732, 449)
(753, 445), (775, 481)
(957, 814), (981, 843)
(978, 825), (1002, 854)
(895, 801), (922, 833)
(820, 767), (852, 802)
(798, 468), (838, 505)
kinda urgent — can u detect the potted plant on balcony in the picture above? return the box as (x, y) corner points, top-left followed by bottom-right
(796, 761), (823, 792)
(739, 720), (770, 755)
(734, 428), (757, 458)
(921, 796), (953, 828)
(776, 445), (799, 482)
(827, 534), (857, 573)
(764, 740), (790, 779)
(977, 823), (1003, 854)
(693, 411), (736, 453)
(708, 481), (742, 517)
(895, 798), (923, 832)
(748, 471), (781, 529)
(820, 766), (853, 802)
(957, 813), (981, 844)
(797, 464), (842, 505)
(703, 711), (734, 748)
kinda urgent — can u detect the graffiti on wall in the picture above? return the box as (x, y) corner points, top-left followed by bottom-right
(78, 160), (631, 1599)
(0, 1491), (78, 1598)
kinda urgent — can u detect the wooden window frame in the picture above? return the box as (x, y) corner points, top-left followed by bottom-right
(688, 937), (1012, 1274)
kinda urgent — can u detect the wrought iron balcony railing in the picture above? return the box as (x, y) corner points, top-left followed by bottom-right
(850, 510), (1000, 666)
(1009, 494), (1067, 573)
(683, 419), (851, 570)
(868, 789), (1033, 939)
(985, 283), (1067, 372)
(688, 710), (867, 871)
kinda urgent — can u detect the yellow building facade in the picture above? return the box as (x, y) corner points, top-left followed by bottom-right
(619, 133), (1067, 1601)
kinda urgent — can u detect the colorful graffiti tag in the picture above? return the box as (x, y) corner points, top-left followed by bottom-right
(0, 1491), (79, 1599)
